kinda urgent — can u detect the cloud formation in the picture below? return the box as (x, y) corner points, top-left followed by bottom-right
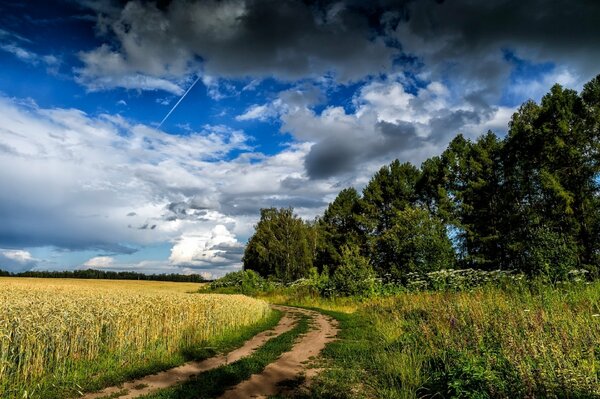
(0, 96), (340, 274)
(77, 0), (398, 92)
(0, 249), (37, 273)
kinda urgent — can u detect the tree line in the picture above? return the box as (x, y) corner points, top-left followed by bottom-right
(244, 75), (600, 284)
(0, 268), (206, 282)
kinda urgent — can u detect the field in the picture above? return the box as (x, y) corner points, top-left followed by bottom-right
(266, 282), (600, 398)
(0, 278), (271, 399)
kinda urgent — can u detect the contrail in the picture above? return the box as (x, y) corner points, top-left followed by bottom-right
(158, 74), (202, 129)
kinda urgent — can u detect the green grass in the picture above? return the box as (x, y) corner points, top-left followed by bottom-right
(20, 310), (282, 399)
(272, 282), (600, 398)
(141, 314), (310, 399)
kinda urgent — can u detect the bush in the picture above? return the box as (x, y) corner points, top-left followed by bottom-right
(525, 226), (579, 281)
(373, 207), (456, 280)
(331, 245), (376, 297)
(209, 270), (275, 295)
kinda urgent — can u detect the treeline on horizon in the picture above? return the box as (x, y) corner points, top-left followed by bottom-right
(243, 75), (600, 286)
(0, 268), (205, 283)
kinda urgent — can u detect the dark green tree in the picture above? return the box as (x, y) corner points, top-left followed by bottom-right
(330, 243), (376, 297)
(315, 187), (364, 273)
(360, 160), (421, 234)
(242, 208), (314, 282)
(359, 160), (423, 275)
(501, 81), (600, 277)
(416, 133), (504, 269)
(374, 206), (455, 279)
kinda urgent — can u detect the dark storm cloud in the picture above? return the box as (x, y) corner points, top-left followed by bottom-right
(304, 120), (426, 179)
(77, 0), (404, 91)
(395, 0), (600, 96)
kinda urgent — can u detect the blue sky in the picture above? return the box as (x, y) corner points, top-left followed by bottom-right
(0, 0), (598, 277)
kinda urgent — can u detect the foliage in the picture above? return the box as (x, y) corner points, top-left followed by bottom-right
(315, 187), (364, 274)
(330, 244), (377, 297)
(403, 268), (525, 291)
(208, 270), (267, 293)
(373, 206), (455, 279)
(243, 207), (314, 283)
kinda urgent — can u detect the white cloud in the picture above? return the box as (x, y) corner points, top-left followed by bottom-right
(507, 67), (581, 103)
(274, 76), (515, 179)
(236, 101), (283, 121)
(83, 256), (114, 268)
(169, 224), (243, 268)
(0, 43), (62, 75)
(2, 249), (34, 263)
(0, 249), (37, 273)
(1, 43), (38, 63)
(0, 95), (339, 275)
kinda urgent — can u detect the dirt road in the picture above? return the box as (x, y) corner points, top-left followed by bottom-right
(219, 306), (339, 398)
(79, 305), (337, 399)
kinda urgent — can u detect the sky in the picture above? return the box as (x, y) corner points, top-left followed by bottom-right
(0, 0), (599, 278)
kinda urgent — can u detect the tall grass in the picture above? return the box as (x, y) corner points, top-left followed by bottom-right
(364, 283), (600, 397)
(291, 282), (600, 398)
(0, 278), (270, 398)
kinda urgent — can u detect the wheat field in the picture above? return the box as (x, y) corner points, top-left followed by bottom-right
(0, 278), (271, 398)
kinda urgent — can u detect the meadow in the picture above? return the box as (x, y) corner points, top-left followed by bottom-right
(263, 281), (600, 398)
(0, 278), (272, 399)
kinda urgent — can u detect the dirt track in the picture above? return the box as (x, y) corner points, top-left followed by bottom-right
(79, 305), (337, 399)
(219, 306), (339, 399)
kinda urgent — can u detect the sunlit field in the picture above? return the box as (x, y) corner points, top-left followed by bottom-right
(276, 282), (600, 398)
(0, 278), (271, 398)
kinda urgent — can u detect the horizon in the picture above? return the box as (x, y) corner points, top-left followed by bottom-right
(1, 0), (599, 278)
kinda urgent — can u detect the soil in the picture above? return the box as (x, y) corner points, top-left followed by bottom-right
(219, 306), (339, 399)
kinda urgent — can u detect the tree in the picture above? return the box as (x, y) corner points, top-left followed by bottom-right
(330, 243), (376, 297)
(373, 206), (455, 279)
(416, 133), (504, 269)
(501, 82), (600, 276)
(315, 187), (364, 273)
(360, 160), (421, 235)
(243, 208), (313, 282)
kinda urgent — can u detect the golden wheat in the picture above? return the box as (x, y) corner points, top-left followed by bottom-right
(0, 278), (270, 397)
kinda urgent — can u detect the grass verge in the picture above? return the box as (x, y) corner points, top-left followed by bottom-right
(140, 314), (310, 399)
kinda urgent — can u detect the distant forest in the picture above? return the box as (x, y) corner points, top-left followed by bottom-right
(0, 268), (205, 282)
(244, 75), (600, 283)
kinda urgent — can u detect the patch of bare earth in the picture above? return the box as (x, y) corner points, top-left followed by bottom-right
(219, 306), (339, 399)
(79, 309), (298, 399)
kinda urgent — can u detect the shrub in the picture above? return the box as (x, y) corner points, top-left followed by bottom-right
(331, 244), (376, 297)
(209, 270), (274, 295)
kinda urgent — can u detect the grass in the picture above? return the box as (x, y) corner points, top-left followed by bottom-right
(0, 278), (274, 399)
(141, 314), (310, 399)
(266, 281), (600, 398)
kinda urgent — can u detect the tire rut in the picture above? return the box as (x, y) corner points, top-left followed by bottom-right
(219, 306), (339, 399)
(79, 308), (298, 399)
